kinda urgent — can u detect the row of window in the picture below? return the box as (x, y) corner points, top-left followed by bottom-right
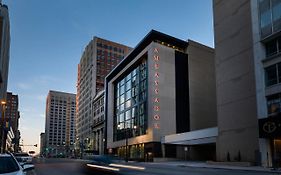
(96, 43), (126, 54)
(50, 99), (75, 104)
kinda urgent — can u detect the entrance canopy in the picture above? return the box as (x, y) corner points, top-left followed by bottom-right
(162, 127), (218, 145)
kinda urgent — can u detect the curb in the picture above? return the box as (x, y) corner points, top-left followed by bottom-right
(178, 164), (281, 173)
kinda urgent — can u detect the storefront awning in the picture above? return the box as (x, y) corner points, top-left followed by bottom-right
(162, 127), (218, 145)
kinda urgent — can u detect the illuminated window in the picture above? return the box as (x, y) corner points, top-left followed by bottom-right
(267, 93), (281, 116)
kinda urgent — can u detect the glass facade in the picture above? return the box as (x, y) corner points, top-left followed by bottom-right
(259, 0), (281, 38)
(114, 58), (147, 141)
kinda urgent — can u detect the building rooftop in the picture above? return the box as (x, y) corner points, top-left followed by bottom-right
(105, 30), (188, 82)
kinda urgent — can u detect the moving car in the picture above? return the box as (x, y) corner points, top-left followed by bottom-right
(0, 153), (34, 175)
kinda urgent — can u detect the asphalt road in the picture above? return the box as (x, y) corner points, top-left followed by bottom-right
(30, 158), (279, 175)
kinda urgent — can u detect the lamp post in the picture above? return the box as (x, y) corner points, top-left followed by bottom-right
(0, 100), (6, 153)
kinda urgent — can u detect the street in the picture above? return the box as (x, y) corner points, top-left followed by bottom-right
(29, 158), (280, 175)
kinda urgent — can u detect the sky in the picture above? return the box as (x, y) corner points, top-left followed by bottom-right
(3, 0), (214, 154)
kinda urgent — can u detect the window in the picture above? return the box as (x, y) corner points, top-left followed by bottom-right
(265, 36), (281, 57)
(267, 93), (281, 116)
(265, 63), (281, 87)
(272, 0), (281, 32)
(265, 39), (278, 56)
(259, 0), (281, 38)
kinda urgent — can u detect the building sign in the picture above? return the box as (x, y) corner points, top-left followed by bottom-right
(259, 116), (281, 138)
(153, 48), (160, 129)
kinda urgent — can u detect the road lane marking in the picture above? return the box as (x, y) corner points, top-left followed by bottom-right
(86, 164), (120, 171)
(109, 163), (146, 170)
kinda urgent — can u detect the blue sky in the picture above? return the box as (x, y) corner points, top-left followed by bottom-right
(4, 0), (214, 153)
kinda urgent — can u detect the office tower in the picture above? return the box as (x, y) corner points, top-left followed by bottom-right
(5, 92), (20, 152)
(76, 37), (131, 153)
(0, 2), (10, 153)
(213, 0), (281, 167)
(45, 90), (76, 157)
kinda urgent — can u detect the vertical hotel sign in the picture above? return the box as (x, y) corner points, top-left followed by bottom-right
(153, 48), (160, 129)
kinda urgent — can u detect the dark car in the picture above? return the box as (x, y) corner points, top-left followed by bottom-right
(82, 155), (124, 175)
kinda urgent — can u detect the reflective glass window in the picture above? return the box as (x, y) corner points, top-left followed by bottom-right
(265, 64), (278, 86)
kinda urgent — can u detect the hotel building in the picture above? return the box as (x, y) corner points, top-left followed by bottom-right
(45, 90), (76, 157)
(213, 0), (281, 167)
(76, 37), (131, 153)
(105, 30), (217, 161)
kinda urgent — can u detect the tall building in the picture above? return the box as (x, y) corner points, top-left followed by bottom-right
(0, 1), (10, 153)
(5, 92), (20, 152)
(0, 2), (10, 101)
(213, 0), (281, 167)
(105, 30), (217, 161)
(45, 90), (76, 157)
(76, 37), (131, 153)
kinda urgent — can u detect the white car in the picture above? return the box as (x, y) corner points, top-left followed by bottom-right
(0, 153), (34, 175)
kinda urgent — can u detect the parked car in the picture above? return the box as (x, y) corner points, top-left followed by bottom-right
(0, 153), (34, 175)
(13, 153), (33, 165)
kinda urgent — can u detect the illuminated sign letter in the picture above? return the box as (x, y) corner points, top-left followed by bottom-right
(154, 98), (159, 103)
(154, 123), (160, 129)
(154, 80), (159, 86)
(154, 114), (160, 120)
(154, 106), (160, 111)
(154, 48), (159, 53)
(154, 55), (160, 61)
(154, 63), (159, 70)
(155, 72), (160, 78)
(154, 88), (159, 94)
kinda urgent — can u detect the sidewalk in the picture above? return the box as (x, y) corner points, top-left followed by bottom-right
(147, 161), (281, 173)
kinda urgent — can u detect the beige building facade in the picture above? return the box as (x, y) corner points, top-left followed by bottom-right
(76, 37), (131, 154)
(45, 90), (76, 157)
(213, 0), (281, 167)
(105, 30), (217, 161)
